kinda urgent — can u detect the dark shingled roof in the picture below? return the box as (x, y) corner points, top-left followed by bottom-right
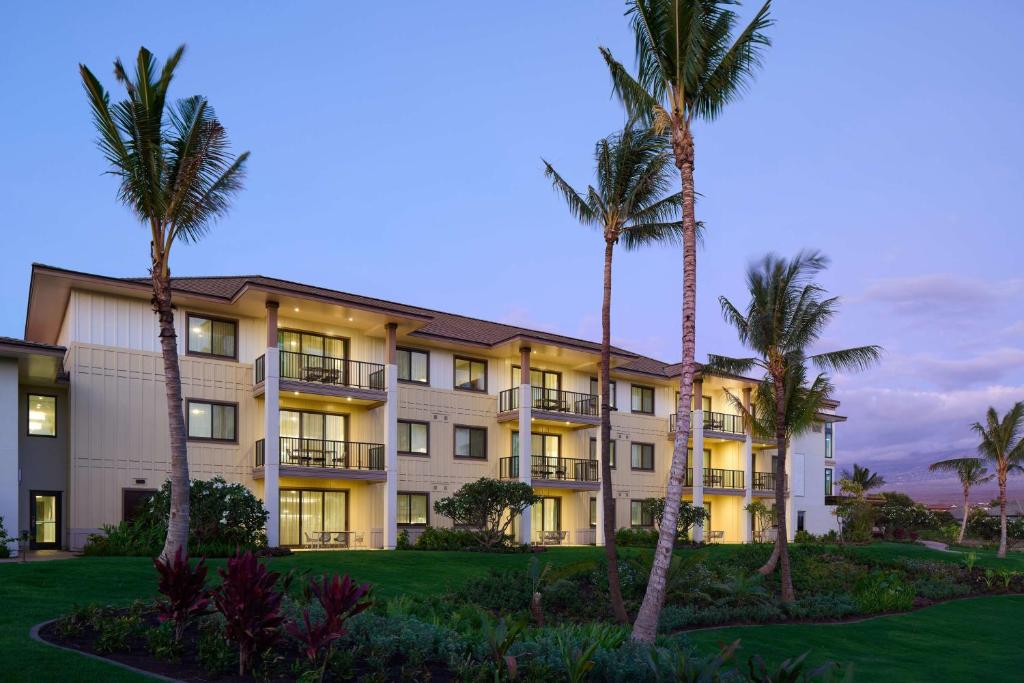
(0, 336), (65, 353)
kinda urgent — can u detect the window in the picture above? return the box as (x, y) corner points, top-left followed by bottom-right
(27, 394), (56, 437)
(824, 422), (834, 458)
(187, 400), (237, 442)
(454, 425), (487, 459)
(630, 500), (654, 527)
(589, 437), (616, 468)
(187, 314), (237, 359)
(825, 468), (833, 496)
(797, 510), (806, 532)
(397, 493), (429, 525)
(631, 442), (655, 471)
(278, 330), (347, 359)
(454, 356), (487, 392)
(123, 489), (157, 523)
(397, 348), (429, 384)
(398, 421), (429, 455)
(590, 377), (616, 409)
(682, 391), (711, 412)
(279, 489), (348, 547)
(513, 366), (560, 390)
(512, 432), (559, 458)
(630, 385), (654, 414)
(589, 497), (597, 528)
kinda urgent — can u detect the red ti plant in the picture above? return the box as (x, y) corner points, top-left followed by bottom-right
(286, 574), (372, 681)
(212, 550), (284, 676)
(153, 547), (210, 642)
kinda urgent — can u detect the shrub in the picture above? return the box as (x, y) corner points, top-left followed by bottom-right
(94, 613), (143, 654)
(395, 529), (411, 550)
(615, 527), (659, 547)
(658, 604), (784, 632)
(912, 577), (970, 601)
(640, 498), (709, 541)
(286, 574), (372, 679)
(153, 548), (210, 642)
(454, 568), (532, 612)
(84, 476), (268, 556)
(853, 571), (915, 613)
(145, 622), (182, 661)
(196, 616), (237, 675)
(413, 526), (484, 551)
(0, 516), (14, 558)
(433, 478), (540, 548)
(784, 594), (858, 620)
(212, 550), (284, 676)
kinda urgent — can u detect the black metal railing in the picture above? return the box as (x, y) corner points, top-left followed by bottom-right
(255, 437), (385, 470)
(753, 471), (782, 491)
(684, 468), (744, 489)
(498, 387), (599, 417)
(499, 456), (599, 482)
(669, 411), (745, 435)
(255, 350), (385, 390)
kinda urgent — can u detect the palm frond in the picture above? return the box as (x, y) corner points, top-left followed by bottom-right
(600, 46), (665, 124)
(542, 161), (598, 226)
(810, 345), (883, 374)
(694, 1), (773, 120)
(704, 354), (760, 377)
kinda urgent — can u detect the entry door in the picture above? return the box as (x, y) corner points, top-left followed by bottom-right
(30, 491), (61, 549)
(531, 496), (561, 543)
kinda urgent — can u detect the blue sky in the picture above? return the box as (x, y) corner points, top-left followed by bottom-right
(2, 2), (1022, 500)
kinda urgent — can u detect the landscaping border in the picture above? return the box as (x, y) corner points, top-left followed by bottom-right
(29, 619), (180, 682)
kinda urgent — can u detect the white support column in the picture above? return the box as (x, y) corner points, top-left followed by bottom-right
(742, 387), (753, 543)
(595, 428), (605, 546)
(0, 360), (19, 557)
(263, 302), (281, 547)
(384, 323), (399, 550)
(518, 346), (532, 545)
(691, 376), (704, 543)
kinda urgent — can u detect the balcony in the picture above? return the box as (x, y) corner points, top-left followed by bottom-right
(497, 387), (599, 427)
(753, 471), (788, 495)
(685, 467), (744, 490)
(669, 411), (745, 438)
(499, 455), (600, 490)
(254, 437), (386, 480)
(254, 350), (386, 403)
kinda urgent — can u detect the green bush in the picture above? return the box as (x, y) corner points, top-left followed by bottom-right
(395, 529), (411, 550)
(615, 527), (659, 547)
(0, 516), (14, 558)
(412, 526), (485, 551)
(853, 571), (915, 613)
(784, 594), (858, 620)
(658, 603), (783, 632)
(453, 569), (532, 612)
(83, 476), (268, 556)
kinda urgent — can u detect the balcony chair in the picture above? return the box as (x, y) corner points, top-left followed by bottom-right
(303, 532), (321, 549)
(706, 530), (725, 543)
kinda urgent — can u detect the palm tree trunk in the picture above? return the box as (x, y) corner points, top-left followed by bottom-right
(759, 377), (794, 603)
(998, 470), (1007, 559)
(958, 484), (969, 546)
(631, 121), (697, 643)
(600, 238), (629, 624)
(153, 267), (191, 561)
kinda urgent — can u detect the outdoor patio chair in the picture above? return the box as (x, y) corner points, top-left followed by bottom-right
(303, 532), (320, 549)
(353, 531), (365, 549)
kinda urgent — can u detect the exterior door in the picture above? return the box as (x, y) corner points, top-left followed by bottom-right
(30, 491), (61, 549)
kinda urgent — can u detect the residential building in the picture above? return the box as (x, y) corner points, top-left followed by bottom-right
(1, 263), (844, 552)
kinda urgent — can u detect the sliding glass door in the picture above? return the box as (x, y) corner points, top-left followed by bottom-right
(530, 496), (561, 543)
(279, 489), (348, 547)
(280, 410), (348, 466)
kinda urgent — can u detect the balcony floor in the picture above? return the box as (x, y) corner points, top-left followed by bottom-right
(496, 409), (599, 429)
(253, 379), (386, 406)
(253, 465), (387, 481)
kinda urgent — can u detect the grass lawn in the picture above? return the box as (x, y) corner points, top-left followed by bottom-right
(1, 543), (1020, 681)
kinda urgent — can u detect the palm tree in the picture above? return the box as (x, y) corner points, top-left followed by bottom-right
(544, 125), (682, 624)
(841, 463), (887, 493)
(80, 46), (249, 560)
(928, 457), (993, 545)
(970, 404), (1024, 558)
(707, 250), (880, 602)
(601, 0), (774, 642)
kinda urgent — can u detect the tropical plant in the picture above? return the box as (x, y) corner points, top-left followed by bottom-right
(152, 548), (210, 642)
(601, 0), (774, 643)
(212, 551), (284, 676)
(527, 556), (551, 626)
(744, 500), (774, 543)
(711, 570), (769, 607)
(480, 616), (527, 680)
(80, 46), (250, 560)
(707, 250), (881, 603)
(544, 123), (682, 624)
(286, 574), (372, 682)
(641, 497), (709, 542)
(433, 478), (541, 549)
(970, 403), (1024, 557)
(557, 634), (599, 683)
(841, 464), (886, 493)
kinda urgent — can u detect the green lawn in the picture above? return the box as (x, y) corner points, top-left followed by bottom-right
(2, 544), (1020, 681)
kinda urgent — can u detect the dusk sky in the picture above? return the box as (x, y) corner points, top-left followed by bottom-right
(2, 2), (1021, 502)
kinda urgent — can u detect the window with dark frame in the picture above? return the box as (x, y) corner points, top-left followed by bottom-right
(454, 425), (487, 459)
(825, 468), (833, 496)
(630, 384), (654, 414)
(187, 400), (238, 442)
(797, 510), (806, 532)
(512, 366), (561, 391)
(397, 492), (429, 525)
(630, 500), (654, 527)
(824, 422), (834, 458)
(122, 489), (157, 523)
(454, 356), (487, 392)
(589, 437), (616, 468)
(589, 497), (597, 528)
(278, 330), (348, 359)
(590, 377), (616, 409)
(630, 442), (655, 471)
(187, 314), (237, 359)
(397, 348), (430, 384)
(27, 394), (56, 437)
(398, 420), (429, 455)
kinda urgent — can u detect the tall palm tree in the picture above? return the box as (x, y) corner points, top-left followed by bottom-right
(80, 46), (250, 560)
(544, 125), (682, 624)
(970, 403), (1024, 558)
(841, 463), (887, 493)
(708, 250), (880, 602)
(600, 0), (773, 642)
(928, 457), (993, 545)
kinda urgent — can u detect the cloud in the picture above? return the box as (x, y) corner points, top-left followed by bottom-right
(861, 274), (1024, 320)
(873, 348), (1024, 390)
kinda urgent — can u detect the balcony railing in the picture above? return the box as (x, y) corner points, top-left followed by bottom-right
(684, 467), (744, 489)
(254, 350), (385, 391)
(669, 411), (745, 435)
(499, 456), (599, 483)
(255, 437), (385, 470)
(753, 471), (785, 491)
(498, 387), (598, 417)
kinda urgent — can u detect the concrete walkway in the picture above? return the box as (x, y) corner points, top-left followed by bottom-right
(0, 549), (77, 563)
(918, 540), (953, 552)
